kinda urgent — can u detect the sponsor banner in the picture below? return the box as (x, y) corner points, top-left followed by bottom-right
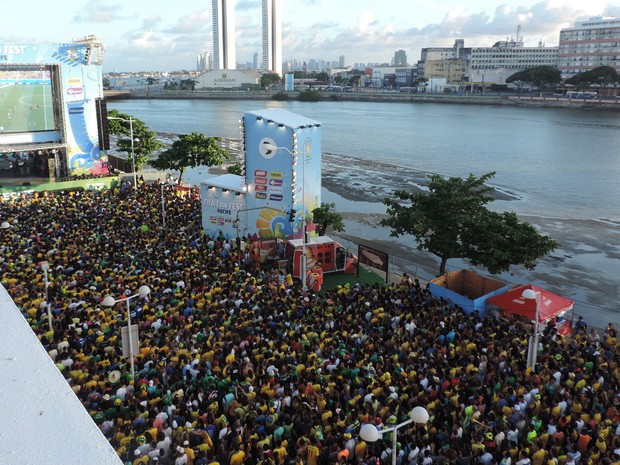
(68, 107), (84, 114)
(255, 185), (267, 192)
(255, 177), (267, 185)
(269, 194), (283, 201)
(269, 179), (283, 186)
(254, 169), (267, 177)
(255, 192), (267, 199)
(67, 87), (83, 95)
(269, 187), (283, 194)
(269, 171), (283, 179)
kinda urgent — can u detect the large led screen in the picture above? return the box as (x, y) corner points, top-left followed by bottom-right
(0, 66), (56, 133)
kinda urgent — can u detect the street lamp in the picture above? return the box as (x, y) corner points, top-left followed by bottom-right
(107, 116), (138, 188)
(360, 407), (429, 465)
(263, 142), (308, 291)
(522, 288), (540, 370)
(102, 285), (150, 380)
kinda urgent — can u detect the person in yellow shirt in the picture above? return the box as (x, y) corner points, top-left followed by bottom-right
(229, 447), (246, 465)
(306, 440), (320, 465)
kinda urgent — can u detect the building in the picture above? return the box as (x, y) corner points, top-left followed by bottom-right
(261, 0), (283, 75)
(212, 0), (236, 69)
(197, 51), (211, 72)
(418, 40), (470, 79)
(339, 55), (345, 68)
(469, 40), (558, 84)
(423, 59), (468, 84)
(195, 69), (260, 89)
(393, 49), (408, 66)
(558, 16), (620, 79)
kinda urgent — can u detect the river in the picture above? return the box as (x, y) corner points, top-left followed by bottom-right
(108, 98), (620, 328)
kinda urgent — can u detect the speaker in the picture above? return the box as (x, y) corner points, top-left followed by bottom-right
(96, 98), (110, 150)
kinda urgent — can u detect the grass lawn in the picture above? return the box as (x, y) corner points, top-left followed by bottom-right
(320, 266), (388, 293)
(0, 83), (55, 132)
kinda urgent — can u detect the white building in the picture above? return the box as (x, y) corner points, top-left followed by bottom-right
(212, 0), (236, 69)
(261, 0), (283, 75)
(195, 69), (261, 89)
(558, 16), (620, 79)
(469, 40), (558, 84)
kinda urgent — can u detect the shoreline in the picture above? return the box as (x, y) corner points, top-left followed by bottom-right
(107, 90), (620, 111)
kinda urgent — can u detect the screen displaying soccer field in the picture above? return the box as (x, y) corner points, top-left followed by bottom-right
(0, 66), (56, 133)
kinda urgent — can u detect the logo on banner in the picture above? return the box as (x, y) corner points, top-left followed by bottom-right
(269, 179), (283, 186)
(269, 187), (283, 194)
(255, 185), (267, 192)
(270, 171), (282, 179)
(258, 137), (277, 159)
(255, 170), (267, 177)
(255, 193), (267, 199)
(255, 178), (267, 185)
(269, 194), (283, 201)
(67, 87), (83, 95)
(68, 107), (84, 114)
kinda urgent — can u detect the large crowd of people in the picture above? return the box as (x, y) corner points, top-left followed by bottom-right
(1, 181), (619, 465)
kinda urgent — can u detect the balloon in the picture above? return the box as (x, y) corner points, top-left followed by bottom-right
(140, 225), (148, 233)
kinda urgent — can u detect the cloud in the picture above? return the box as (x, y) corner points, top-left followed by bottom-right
(163, 10), (210, 34)
(72, 1), (123, 23)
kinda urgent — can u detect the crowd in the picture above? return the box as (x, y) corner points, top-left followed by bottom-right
(1, 181), (619, 465)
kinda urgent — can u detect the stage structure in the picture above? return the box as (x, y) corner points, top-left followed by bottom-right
(201, 108), (322, 241)
(0, 36), (108, 180)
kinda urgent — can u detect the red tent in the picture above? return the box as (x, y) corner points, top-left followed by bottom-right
(486, 284), (574, 324)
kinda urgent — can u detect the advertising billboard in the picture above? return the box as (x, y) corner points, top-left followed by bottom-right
(244, 109), (321, 240)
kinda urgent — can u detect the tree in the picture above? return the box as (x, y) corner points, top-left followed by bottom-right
(180, 79), (198, 91)
(507, 66), (561, 95)
(102, 77), (111, 89)
(298, 89), (321, 101)
(505, 69), (530, 94)
(311, 203), (345, 236)
(381, 172), (558, 276)
(151, 132), (229, 184)
(107, 109), (164, 170)
(260, 73), (281, 89)
(227, 163), (243, 175)
(565, 66), (620, 88)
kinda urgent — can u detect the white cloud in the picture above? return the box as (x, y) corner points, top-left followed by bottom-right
(72, 1), (124, 23)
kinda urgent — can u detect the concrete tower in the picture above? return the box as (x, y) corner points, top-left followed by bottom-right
(212, 0), (236, 69)
(261, 0), (282, 75)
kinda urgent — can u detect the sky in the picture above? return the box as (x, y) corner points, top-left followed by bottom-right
(1, 0), (619, 72)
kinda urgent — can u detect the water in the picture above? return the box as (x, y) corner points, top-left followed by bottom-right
(109, 98), (620, 220)
(108, 98), (620, 328)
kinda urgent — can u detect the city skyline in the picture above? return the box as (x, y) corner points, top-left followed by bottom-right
(2, 0), (619, 72)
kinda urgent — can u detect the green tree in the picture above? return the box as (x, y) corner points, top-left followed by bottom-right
(565, 66), (620, 88)
(180, 79), (198, 91)
(505, 69), (529, 94)
(227, 163), (243, 175)
(381, 172), (558, 275)
(507, 66), (561, 95)
(260, 73), (281, 89)
(311, 202), (345, 236)
(151, 132), (229, 184)
(103, 76), (111, 89)
(298, 89), (321, 101)
(107, 109), (163, 170)
(316, 72), (330, 84)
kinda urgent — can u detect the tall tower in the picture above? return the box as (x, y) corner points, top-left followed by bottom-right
(261, 0), (282, 75)
(212, 0), (236, 69)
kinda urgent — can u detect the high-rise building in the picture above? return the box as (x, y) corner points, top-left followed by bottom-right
(197, 51), (211, 72)
(393, 50), (407, 66)
(212, 0), (236, 70)
(261, 0), (282, 75)
(252, 52), (259, 70)
(339, 55), (345, 68)
(558, 16), (620, 79)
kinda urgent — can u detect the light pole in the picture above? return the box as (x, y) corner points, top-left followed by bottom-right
(107, 116), (138, 188)
(102, 285), (150, 381)
(263, 142), (307, 290)
(360, 407), (429, 465)
(522, 288), (540, 370)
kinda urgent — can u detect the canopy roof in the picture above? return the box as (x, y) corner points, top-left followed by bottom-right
(486, 284), (574, 323)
